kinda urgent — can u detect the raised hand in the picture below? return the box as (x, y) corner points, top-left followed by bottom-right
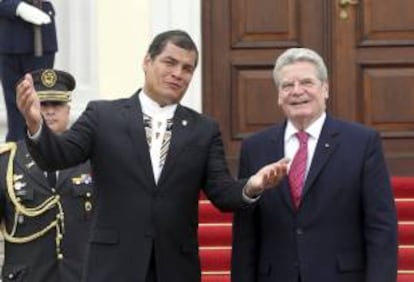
(16, 73), (42, 135)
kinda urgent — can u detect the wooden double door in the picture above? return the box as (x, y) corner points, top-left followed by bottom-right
(202, 0), (414, 175)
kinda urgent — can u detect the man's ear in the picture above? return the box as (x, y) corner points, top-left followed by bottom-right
(323, 82), (329, 99)
(142, 54), (151, 73)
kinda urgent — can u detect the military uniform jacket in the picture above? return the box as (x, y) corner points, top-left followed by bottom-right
(0, 141), (94, 282)
(0, 0), (58, 54)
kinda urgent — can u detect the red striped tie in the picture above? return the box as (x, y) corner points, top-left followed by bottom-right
(288, 131), (309, 209)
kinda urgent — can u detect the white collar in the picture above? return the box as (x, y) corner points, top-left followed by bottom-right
(285, 112), (326, 141)
(139, 90), (177, 119)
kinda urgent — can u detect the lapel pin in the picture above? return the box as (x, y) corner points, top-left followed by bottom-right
(181, 120), (188, 126)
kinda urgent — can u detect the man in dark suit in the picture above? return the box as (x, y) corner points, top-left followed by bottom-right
(0, 0), (57, 141)
(0, 69), (94, 281)
(15, 30), (289, 282)
(231, 47), (398, 282)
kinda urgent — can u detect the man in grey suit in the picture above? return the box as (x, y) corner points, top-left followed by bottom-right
(231, 47), (398, 282)
(15, 30), (289, 282)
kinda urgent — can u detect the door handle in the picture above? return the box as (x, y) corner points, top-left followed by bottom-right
(339, 0), (359, 19)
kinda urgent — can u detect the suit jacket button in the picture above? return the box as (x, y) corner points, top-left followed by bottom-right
(296, 228), (304, 235)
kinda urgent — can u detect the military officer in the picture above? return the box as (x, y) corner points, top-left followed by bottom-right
(0, 69), (94, 282)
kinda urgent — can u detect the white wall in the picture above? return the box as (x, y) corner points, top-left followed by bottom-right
(56, 0), (201, 115)
(149, 0), (202, 111)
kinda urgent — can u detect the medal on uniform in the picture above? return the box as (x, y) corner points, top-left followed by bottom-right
(25, 161), (35, 169)
(13, 174), (23, 182)
(14, 181), (26, 191)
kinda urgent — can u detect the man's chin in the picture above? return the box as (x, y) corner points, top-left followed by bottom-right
(289, 109), (311, 118)
(46, 123), (57, 131)
(162, 92), (183, 105)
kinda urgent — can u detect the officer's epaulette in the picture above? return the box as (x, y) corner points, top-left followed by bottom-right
(0, 142), (16, 154)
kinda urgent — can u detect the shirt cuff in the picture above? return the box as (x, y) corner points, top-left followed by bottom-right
(242, 186), (261, 203)
(28, 119), (43, 141)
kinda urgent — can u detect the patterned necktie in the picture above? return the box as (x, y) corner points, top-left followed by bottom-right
(143, 113), (173, 182)
(288, 131), (309, 209)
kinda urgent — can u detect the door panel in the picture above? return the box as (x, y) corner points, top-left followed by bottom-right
(203, 0), (414, 175)
(331, 0), (414, 174)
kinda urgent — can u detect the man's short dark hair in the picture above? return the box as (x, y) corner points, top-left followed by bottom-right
(147, 30), (199, 67)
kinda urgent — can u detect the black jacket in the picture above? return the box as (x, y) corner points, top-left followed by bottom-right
(0, 141), (94, 282)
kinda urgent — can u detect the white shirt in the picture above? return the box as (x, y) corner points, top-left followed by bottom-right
(284, 112), (326, 178)
(139, 91), (177, 183)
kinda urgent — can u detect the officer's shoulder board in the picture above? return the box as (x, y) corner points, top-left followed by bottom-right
(0, 142), (17, 155)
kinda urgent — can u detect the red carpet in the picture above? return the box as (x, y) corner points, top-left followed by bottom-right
(198, 177), (414, 282)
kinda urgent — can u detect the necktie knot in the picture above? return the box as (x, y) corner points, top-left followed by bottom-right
(296, 131), (309, 144)
(143, 113), (173, 184)
(143, 114), (173, 131)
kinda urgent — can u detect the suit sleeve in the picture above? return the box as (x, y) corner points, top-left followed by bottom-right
(26, 101), (98, 171)
(0, 0), (20, 18)
(362, 131), (398, 282)
(231, 140), (258, 282)
(202, 120), (247, 212)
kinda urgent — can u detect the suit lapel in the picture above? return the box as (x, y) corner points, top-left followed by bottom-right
(269, 124), (297, 212)
(124, 91), (157, 189)
(302, 116), (340, 198)
(249, 124), (295, 212)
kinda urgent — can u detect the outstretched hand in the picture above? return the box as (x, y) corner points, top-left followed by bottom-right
(16, 73), (42, 135)
(244, 158), (290, 198)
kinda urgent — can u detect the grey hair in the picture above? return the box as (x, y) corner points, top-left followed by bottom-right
(272, 48), (328, 87)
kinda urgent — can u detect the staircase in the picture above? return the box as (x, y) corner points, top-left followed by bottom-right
(394, 177), (414, 282)
(198, 177), (414, 282)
